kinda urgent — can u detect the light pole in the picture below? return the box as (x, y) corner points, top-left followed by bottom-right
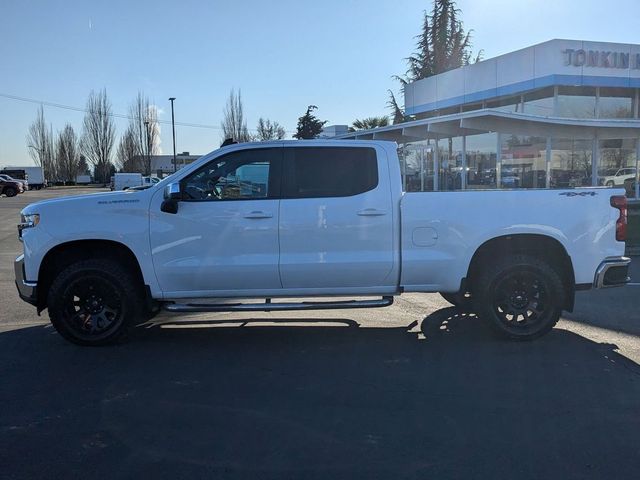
(144, 120), (150, 176)
(169, 97), (177, 173)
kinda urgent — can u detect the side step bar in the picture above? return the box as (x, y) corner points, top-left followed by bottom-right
(163, 296), (394, 313)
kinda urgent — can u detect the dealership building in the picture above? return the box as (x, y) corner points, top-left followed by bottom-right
(336, 39), (640, 198)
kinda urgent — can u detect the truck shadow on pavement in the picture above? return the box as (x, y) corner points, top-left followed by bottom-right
(2, 307), (640, 480)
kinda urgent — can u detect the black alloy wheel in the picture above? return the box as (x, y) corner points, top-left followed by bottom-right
(475, 254), (563, 340)
(48, 259), (141, 345)
(60, 275), (124, 342)
(491, 270), (551, 335)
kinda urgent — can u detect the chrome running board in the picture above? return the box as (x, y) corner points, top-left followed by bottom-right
(163, 296), (394, 313)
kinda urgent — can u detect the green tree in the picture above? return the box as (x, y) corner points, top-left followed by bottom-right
(77, 155), (90, 176)
(350, 116), (389, 131)
(256, 118), (286, 140)
(389, 0), (480, 123)
(293, 105), (327, 140)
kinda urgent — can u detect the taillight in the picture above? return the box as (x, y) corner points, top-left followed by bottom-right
(610, 195), (627, 242)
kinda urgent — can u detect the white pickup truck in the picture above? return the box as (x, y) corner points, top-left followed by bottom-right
(15, 140), (631, 345)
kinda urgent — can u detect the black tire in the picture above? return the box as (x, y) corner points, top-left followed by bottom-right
(439, 291), (473, 310)
(606, 181), (615, 187)
(4, 187), (16, 197)
(47, 259), (142, 346)
(473, 254), (564, 340)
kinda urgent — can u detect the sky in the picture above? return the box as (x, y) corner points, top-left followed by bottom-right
(2, 0), (640, 167)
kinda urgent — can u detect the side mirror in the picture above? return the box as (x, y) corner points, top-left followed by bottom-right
(161, 182), (181, 214)
(164, 182), (181, 200)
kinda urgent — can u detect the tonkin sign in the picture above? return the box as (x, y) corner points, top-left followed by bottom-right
(563, 49), (640, 69)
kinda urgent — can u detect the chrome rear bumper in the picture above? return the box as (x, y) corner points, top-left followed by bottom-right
(593, 257), (631, 289)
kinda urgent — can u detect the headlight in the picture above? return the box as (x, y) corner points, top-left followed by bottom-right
(21, 213), (40, 228)
(18, 214), (39, 239)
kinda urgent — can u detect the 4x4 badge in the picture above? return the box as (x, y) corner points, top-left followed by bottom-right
(559, 191), (597, 197)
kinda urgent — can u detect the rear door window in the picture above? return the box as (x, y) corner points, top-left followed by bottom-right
(283, 147), (378, 198)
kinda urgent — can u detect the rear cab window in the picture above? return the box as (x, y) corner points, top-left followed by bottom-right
(283, 146), (378, 198)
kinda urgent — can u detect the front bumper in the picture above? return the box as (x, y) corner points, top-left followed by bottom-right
(593, 256), (631, 288)
(14, 254), (37, 306)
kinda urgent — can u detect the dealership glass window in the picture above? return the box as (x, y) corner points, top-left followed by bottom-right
(399, 141), (435, 192)
(486, 95), (522, 113)
(598, 139), (636, 193)
(437, 137), (464, 191)
(414, 110), (440, 120)
(462, 102), (483, 113)
(523, 87), (554, 116)
(500, 135), (548, 188)
(598, 88), (634, 118)
(466, 133), (497, 189)
(557, 86), (597, 118)
(549, 138), (592, 188)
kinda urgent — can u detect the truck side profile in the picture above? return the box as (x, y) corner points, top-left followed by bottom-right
(15, 140), (631, 345)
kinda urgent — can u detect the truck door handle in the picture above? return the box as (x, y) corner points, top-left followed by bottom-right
(357, 208), (387, 216)
(243, 211), (273, 219)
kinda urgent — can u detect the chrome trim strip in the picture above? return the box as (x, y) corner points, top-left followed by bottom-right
(593, 256), (631, 289)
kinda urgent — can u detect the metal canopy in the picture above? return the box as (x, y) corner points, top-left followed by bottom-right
(338, 109), (640, 141)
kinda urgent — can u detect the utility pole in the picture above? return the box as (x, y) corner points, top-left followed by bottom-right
(169, 97), (177, 173)
(144, 120), (150, 176)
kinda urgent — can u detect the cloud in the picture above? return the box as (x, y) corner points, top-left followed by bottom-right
(151, 105), (165, 117)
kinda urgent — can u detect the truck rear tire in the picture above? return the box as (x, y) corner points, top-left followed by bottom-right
(473, 254), (563, 340)
(47, 259), (141, 346)
(439, 291), (473, 310)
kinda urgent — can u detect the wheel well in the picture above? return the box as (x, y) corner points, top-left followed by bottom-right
(466, 234), (576, 311)
(36, 240), (146, 312)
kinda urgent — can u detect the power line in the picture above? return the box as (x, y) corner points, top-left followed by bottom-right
(0, 92), (296, 134)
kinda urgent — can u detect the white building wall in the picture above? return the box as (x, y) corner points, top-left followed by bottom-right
(405, 39), (640, 115)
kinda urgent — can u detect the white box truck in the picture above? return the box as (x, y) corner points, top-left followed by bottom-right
(110, 173), (143, 191)
(3, 166), (46, 189)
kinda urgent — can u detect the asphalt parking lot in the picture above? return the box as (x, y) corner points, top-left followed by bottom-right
(1, 188), (639, 479)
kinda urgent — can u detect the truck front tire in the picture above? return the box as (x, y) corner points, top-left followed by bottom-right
(474, 254), (563, 340)
(47, 259), (141, 346)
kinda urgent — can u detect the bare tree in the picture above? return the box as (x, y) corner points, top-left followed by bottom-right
(256, 118), (286, 141)
(26, 105), (55, 181)
(128, 92), (160, 175)
(115, 126), (140, 172)
(81, 89), (116, 184)
(221, 89), (251, 143)
(55, 124), (79, 183)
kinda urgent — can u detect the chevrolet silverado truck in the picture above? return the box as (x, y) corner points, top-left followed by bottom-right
(14, 140), (631, 345)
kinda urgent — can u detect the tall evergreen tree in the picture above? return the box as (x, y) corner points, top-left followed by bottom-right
(389, 0), (480, 122)
(293, 105), (327, 140)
